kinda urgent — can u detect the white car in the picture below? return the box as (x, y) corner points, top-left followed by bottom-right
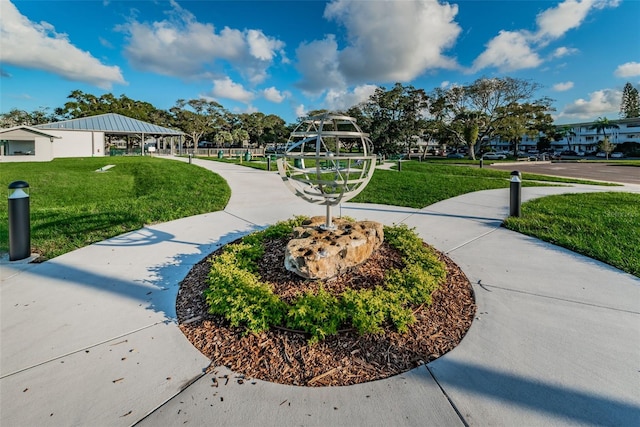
(611, 152), (625, 158)
(596, 152), (607, 158)
(482, 152), (507, 160)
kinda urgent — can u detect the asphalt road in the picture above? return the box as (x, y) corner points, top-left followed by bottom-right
(488, 161), (640, 185)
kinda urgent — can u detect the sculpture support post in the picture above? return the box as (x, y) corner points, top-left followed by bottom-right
(324, 205), (333, 230)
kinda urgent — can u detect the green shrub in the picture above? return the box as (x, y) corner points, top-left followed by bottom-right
(286, 287), (346, 344)
(204, 244), (286, 333)
(342, 286), (415, 335)
(385, 224), (446, 281)
(203, 218), (447, 343)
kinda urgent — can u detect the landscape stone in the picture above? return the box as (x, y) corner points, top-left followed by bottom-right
(284, 216), (384, 279)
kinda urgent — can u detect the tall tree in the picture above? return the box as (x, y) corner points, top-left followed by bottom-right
(236, 112), (287, 147)
(360, 83), (429, 156)
(428, 77), (551, 158)
(55, 90), (165, 123)
(0, 107), (56, 127)
(232, 128), (250, 146)
(554, 125), (577, 151)
(619, 82), (640, 119)
(493, 102), (553, 156)
(170, 99), (227, 148)
(588, 117), (620, 143)
(261, 114), (288, 146)
(214, 130), (233, 147)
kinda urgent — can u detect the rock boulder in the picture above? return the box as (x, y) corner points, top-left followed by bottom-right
(284, 217), (384, 280)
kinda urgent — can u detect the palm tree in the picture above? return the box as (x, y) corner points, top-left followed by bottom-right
(554, 125), (576, 151)
(588, 117), (620, 147)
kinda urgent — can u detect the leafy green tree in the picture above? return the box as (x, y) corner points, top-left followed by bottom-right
(170, 99), (227, 148)
(261, 114), (288, 146)
(214, 130), (233, 147)
(429, 77), (551, 158)
(599, 137), (615, 160)
(232, 128), (250, 146)
(236, 112), (287, 147)
(360, 83), (429, 156)
(493, 102), (553, 156)
(0, 107), (56, 127)
(456, 111), (485, 159)
(619, 82), (640, 119)
(55, 90), (163, 122)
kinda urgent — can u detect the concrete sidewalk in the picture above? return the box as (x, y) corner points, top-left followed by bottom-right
(1, 157), (639, 426)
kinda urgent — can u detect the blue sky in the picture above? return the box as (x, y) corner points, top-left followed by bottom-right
(1, 0), (639, 125)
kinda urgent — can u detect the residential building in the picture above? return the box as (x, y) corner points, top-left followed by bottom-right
(483, 117), (640, 154)
(550, 117), (640, 153)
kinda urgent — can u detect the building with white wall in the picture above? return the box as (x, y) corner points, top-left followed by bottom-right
(483, 117), (640, 154)
(0, 113), (184, 162)
(550, 117), (640, 153)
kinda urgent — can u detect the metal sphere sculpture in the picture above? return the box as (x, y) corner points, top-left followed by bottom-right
(277, 112), (377, 229)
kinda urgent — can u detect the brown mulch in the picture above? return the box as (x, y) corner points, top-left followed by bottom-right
(177, 238), (476, 387)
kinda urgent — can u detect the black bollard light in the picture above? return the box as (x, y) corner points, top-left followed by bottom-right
(397, 159), (402, 172)
(188, 153), (192, 164)
(509, 171), (522, 217)
(8, 181), (30, 261)
(479, 158), (484, 169)
(267, 156), (271, 171)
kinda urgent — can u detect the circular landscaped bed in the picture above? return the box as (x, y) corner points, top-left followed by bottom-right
(177, 218), (476, 387)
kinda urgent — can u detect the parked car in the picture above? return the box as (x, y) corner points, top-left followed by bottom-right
(447, 152), (465, 159)
(560, 150), (579, 156)
(611, 152), (625, 158)
(482, 152), (507, 160)
(596, 152), (607, 158)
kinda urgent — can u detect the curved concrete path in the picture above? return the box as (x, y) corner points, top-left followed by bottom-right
(1, 157), (639, 426)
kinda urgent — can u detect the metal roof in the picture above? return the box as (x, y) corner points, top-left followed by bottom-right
(35, 113), (183, 135)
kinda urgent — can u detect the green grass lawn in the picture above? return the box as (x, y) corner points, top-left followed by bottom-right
(0, 157), (230, 259)
(352, 162), (613, 208)
(2, 156), (635, 277)
(504, 192), (640, 276)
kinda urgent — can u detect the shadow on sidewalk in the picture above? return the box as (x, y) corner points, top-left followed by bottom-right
(20, 226), (260, 321)
(429, 359), (640, 426)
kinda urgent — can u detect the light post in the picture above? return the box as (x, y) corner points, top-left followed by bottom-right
(8, 181), (30, 261)
(509, 171), (522, 217)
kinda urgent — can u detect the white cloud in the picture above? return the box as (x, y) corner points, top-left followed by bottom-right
(552, 46), (579, 58)
(473, 0), (619, 72)
(295, 35), (345, 93)
(295, 104), (307, 119)
(262, 87), (287, 103)
(615, 62), (640, 78)
(325, 0), (460, 83)
(553, 81), (574, 91)
(472, 31), (542, 72)
(296, 0), (460, 92)
(117, 1), (285, 84)
(440, 81), (450, 89)
(244, 104), (259, 114)
(324, 84), (378, 111)
(211, 77), (254, 103)
(247, 30), (284, 61)
(534, 0), (593, 41)
(0, 0), (125, 88)
(559, 88), (621, 119)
